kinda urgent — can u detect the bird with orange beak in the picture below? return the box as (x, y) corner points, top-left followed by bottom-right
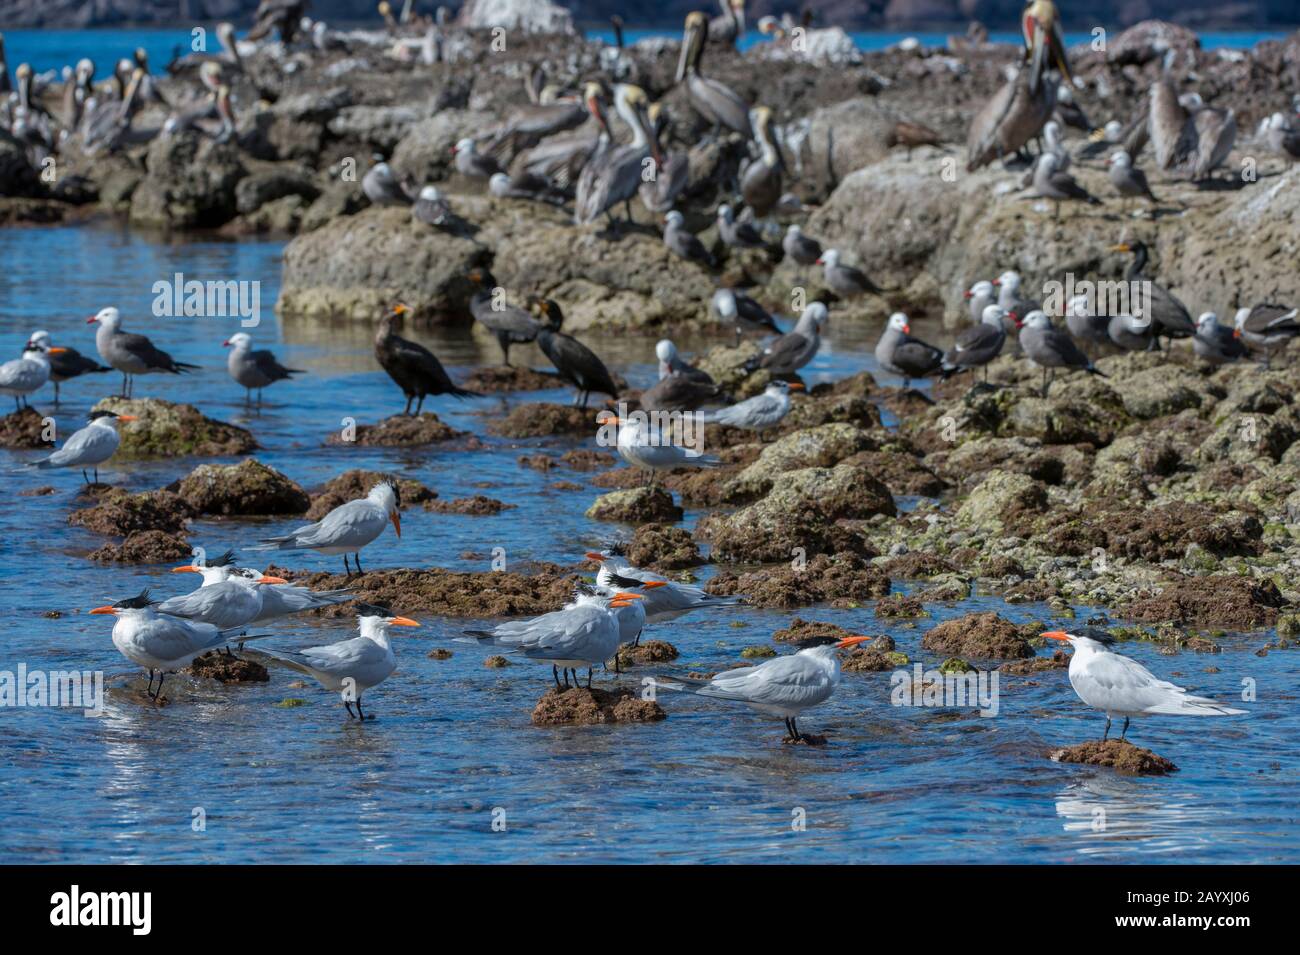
(1, 339), (65, 410)
(651, 634), (872, 743)
(28, 409), (137, 485)
(246, 602), (419, 720)
(251, 481), (401, 578)
(90, 589), (277, 702)
(461, 586), (646, 689)
(156, 548), (288, 632)
(586, 547), (744, 624)
(1043, 630), (1245, 742)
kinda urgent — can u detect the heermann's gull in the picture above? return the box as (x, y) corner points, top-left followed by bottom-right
(1031, 151), (1100, 218)
(676, 12), (753, 140)
(1192, 312), (1246, 366)
(574, 84), (656, 229)
(641, 340), (724, 411)
(1054, 82), (1090, 131)
(717, 203), (764, 249)
(1063, 293), (1111, 354)
(411, 185), (452, 227)
(30, 409), (137, 485)
(1019, 309), (1106, 397)
(746, 302), (828, 376)
(451, 138), (503, 180)
(223, 332), (304, 406)
(27, 330), (109, 404)
(942, 304), (1012, 385)
(964, 280), (996, 325)
(88, 306), (199, 398)
(1107, 312), (1156, 352)
(783, 225), (822, 277)
(739, 107), (782, 217)
(1041, 120), (1071, 171)
(1110, 241), (1195, 343)
(711, 288), (780, 344)
(0, 340), (60, 410)
(466, 268), (541, 366)
(994, 271), (1040, 318)
(708, 0), (747, 47)
(362, 155), (413, 206)
(818, 249), (883, 298)
(375, 303), (477, 414)
(1234, 304), (1300, 366)
(1106, 149), (1158, 210)
(489, 171), (565, 205)
(705, 380), (803, 439)
(875, 312), (943, 389)
(527, 298), (620, 408)
(663, 211), (716, 267)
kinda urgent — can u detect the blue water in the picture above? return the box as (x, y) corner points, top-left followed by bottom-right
(0, 219), (1291, 863)
(2, 26), (1290, 74)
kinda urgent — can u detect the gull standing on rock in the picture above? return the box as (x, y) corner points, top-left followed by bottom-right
(451, 137), (502, 180)
(711, 288), (780, 343)
(1019, 310), (1106, 397)
(963, 280), (996, 325)
(1063, 293), (1111, 354)
(28, 330), (109, 404)
(1192, 312), (1246, 365)
(942, 304), (1012, 385)
(1107, 311), (1156, 352)
(250, 603), (419, 720)
(1032, 151), (1100, 219)
(875, 313), (944, 390)
(1233, 304), (1300, 367)
(0, 339), (60, 410)
(88, 307), (198, 398)
(817, 249), (884, 299)
(640, 340), (726, 412)
(411, 185), (453, 227)
(783, 225), (822, 279)
(716, 203), (764, 250)
(361, 155), (413, 206)
(651, 635), (872, 743)
(252, 482), (402, 578)
(1106, 149), (1157, 211)
(224, 332), (304, 406)
(740, 106), (783, 218)
(1043, 630), (1245, 741)
(663, 211), (715, 267)
(747, 302), (828, 376)
(705, 380), (803, 438)
(28, 409), (137, 484)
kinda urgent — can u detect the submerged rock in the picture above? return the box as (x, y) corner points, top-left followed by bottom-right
(921, 612), (1034, 660)
(614, 640), (680, 668)
(461, 365), (562, 393)
(1051, 739), (1178, 776)
(772, 617), (860, 643)
(707, 552), (890, 609)
(86, 530), (193, 564)
(1122, 575), (1286, 629)
(427, 495), (514, 515)
(93, 397), (256, 460)
(307, 470), (437, 519)
(327, 412), (468, 447)
(531, 686), (667, 726)
(173, 459), (310, 516)
(490, 403), (595, 438)
(624, 523), (702, 570)
(186, 652), (270, 684)
(0, 407), (51, 449)
(586, 487), (682, 524)
(70, 489), (193, 536)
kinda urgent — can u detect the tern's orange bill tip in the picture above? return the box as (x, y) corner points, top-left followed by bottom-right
(171, 565), (199, 573)
(258, 575), (289, 585)
(1041, 630), (1070, 641)
(117, 414), (138, 422)
(583, 551), (605, 561)
(835, 635), (872, 649)
(639, 581), (668, 588)
(612, 592), (645, 601)
(47, 346), (68, 354)
(391, 509), (402, 538)
(390, 616), (421, 627)
(609, 599), (633, 608)
(89, 605), (117, 615)
(788, 382), (805, 391)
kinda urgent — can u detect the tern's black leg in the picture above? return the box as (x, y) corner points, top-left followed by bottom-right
(82, 469), (90, 485)
(354, 553), (364, 575)
(553, 665), (562, 689)
(145, 669), (156, 697)
(586, 667), (593, 689)
(1103, 716), (1111, 741)
(783, 717), (792, 738)
(790, 717), (802, 742)
(93, 468), (99, 484)
(120, 373), (128, 398)
(342, 553), (350, 577)
(154, 673), (166, 703)
(356, 698), (367, 721)
(1120, 717), (1130, 740)
(344, 700), (356, 719)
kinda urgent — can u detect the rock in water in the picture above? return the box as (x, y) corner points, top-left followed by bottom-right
(187, 652), (270, 684)
(0, 407), (51, 449)
(489, 403), (593, 438)
(922, 612), (1035, 660)
(92, 397), (256, 460)
(586, 487), (683, 524)
(87, 530), (193, 564)
(173, 459), (310, 516)
(531, 686), (666, 726)
(326, 412), (468, 447)
(614, 640), (680, 668)
(1051, 739), (1178, 776)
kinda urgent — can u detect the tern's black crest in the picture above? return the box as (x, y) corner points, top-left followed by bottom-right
(354, 602), (393, 618)
(114, 590), (155, 610)
(605, 571), (645, 589)
(88, 410), (119, 421)
(1078, 628), (1117, 646)
(206, 549), (237, 568)
(795, 636), (838, 649)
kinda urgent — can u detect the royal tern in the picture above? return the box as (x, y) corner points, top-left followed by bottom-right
(158, 550), (288, 630)
(0, 339), (61, 410)
(1043, 630), (1245, 741)
(596, 410), (717, 486)
(461, 588), (645, 688)
(29, 409), (137, 484)
(251, 482), (401, 577)
(90, 589), (272, 701)
(705, 380), (802, 437)
(249, 602), (419, 720)
(88, 306), (199, 398)
(653, 635), (871, 742)
(586, 550), (744, 623)
(233, 567), (355, 622)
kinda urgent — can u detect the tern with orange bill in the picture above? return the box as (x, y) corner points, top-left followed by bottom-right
(246, 603), (418, 720)
(651, 635), (872, 742)
(460, 587), (645, 688)
(586, 549), (744, 623)
(28, 409), (136, 484)
(90, 590), (274, 701)
(596, 409), (718, 486)
(250, 481), (401, 577)
(1043, 630), (1246, 741)
(157, 549), (288, 631)
(704, 380), (802, 437)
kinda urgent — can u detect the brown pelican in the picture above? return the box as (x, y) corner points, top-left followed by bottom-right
(708, 0), (747, 48)
(248, 0), (306, 44)
(168, 22), (243, 81)
(1149, 76), (1236, 181)
(574, 83), (656, 229)
(133, 48), (169, 107)
(516, 83), (611, 197)
(375, 303), (477, 414)
(740, 106), (782, 217)
(61, 58), (95, 131)
(966, 1), (1068, 171)
(528, 298), (620, 408)
(83, 67), (146, 154)
(481, 84), (587, 164)
(676, 11), (753, 141)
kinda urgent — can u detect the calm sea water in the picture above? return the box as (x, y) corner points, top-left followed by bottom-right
(2, 26), (1290, 75)
(0, 219), (1290, 864)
